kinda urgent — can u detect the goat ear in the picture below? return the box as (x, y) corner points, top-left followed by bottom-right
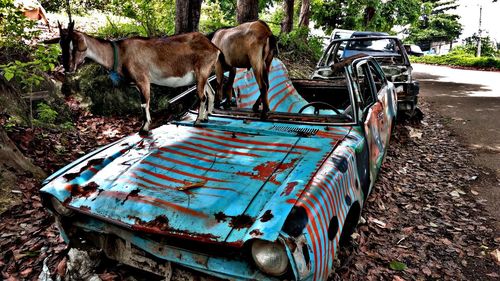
(75, 33), (87, 51)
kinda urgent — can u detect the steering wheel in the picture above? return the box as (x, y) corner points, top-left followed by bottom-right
(298, 102), (341, 115)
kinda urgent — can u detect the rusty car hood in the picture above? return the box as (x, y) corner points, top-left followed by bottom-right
(41, 120), (350, 244)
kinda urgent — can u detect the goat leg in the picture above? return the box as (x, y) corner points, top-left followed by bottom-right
(136, 81), (151, 135)
(222, 68), (236, 109)
(206, 83), (215, 115)
(214, 61), (224, 109)
(194, 77), (208, 126)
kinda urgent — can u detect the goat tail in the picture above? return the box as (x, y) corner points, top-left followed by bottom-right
(216, 48), (229, 69)
(268, 34), (279, 57)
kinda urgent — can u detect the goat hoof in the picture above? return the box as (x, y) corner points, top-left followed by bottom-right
(201, 118), (209, 123)
(194, 120), (202, 126)
(260, 111), (268, 120)
(252, 104), (260, 113)
(139, 128), (149, 136)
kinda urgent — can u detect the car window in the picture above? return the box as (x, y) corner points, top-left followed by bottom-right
(346, 38), (397, 53)
(355, 62), (375, 109)
(367, 62), (386, 94)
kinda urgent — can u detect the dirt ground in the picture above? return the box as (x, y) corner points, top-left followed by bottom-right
(413, 63), (500, 230)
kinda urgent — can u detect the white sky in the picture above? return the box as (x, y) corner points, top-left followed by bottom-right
(456, 0), (500, 42)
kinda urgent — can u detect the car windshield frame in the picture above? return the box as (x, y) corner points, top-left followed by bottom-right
(177, 72), (360, 127)
(317, 36), (408, 68)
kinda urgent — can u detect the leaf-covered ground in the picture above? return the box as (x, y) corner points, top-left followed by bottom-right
(1, 100), (499, 280)
(331, 101), (499, 280)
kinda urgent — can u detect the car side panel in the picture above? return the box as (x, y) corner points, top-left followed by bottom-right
(293, 129), (366, 280)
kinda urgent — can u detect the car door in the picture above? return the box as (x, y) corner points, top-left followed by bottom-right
(354, 59), (391, 188)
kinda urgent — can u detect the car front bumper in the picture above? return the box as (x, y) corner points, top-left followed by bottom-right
(394, 80), (419, 114)
(55, 214), (313, 281)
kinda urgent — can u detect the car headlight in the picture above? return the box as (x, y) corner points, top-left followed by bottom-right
(50, 197), (74, 217)
(251, 240), (289, 276)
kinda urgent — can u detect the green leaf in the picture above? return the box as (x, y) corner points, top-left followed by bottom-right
(4, 71), (14, 81)
(389, 261), (407, 271)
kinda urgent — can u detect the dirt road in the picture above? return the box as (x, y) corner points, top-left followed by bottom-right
(413, 64), (500, 229)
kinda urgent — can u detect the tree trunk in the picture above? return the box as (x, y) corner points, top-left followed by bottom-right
(363, 6), (376, 28)
(298, 0), (310, 28)
(237, 0), (258, 24)
(175, 0), (203, 34)
(281, 0), (294, 33)
(0, 125), (45, 213)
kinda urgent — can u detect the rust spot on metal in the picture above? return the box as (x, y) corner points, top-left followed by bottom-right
(70, 181), (100, 198)
(260, 210), (274, 222)
(122, 188), (140, 204)
(284, 237), (297, 252)
(129, 215), (220, 242)
(250, 229), (263, 236)
(193, 255), (209, 267)
(214, 211), (228, 222)
(79, 205), (91, 212)
(229, 214), (255, 230)
(63, 173), (80, 181)
(281, 181), (299, 196)
(63, 158), (105, 181)
(237, 158), (299, 185)
(132, 215), (170, 232)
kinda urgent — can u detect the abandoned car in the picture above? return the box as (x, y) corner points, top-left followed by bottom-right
(313, 36), (419, 116)
(41, 57), (397, 280)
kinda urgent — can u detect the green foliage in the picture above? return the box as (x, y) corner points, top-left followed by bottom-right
(109, 0), (175, 37)
(96, 18), (147, 38)
(35, 102), (58, 124)
(311, 0), (421, 34)
(203, 0), (237, 26)
(41, 0), (112, 13)
(408, 0), (462, 46)
(279, 27), (323, 61)
(0, 45), (60, 90)
(389, 261), (407, 271)
(199, 0), (233, 33)
(463, 35), (498, 57)
(0, 0), (40, 46)
(411, 53), (500, 69)
(3, 116), (21, 131)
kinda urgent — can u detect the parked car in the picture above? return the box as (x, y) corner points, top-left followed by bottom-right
(313, 36), (419, 116)
(41, 56), (397, 280)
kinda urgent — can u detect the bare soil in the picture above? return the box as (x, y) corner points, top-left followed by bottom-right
(414, 65), (500, 231)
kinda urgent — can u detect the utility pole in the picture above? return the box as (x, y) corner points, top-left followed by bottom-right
(477, 5), (482, 57)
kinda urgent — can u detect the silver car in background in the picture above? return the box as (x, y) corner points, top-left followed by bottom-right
(313, 35), (420, 116)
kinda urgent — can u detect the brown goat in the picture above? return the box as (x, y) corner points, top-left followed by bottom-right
(58, 21), (220, 133)
(15, 0), (51, 31)
(208, 20), (277, 118)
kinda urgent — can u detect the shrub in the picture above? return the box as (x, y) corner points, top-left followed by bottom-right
(36, 102), (58, 124)
(199, 0), (234, 33)
(109, 0), (175, 37)
(278, 27), (323, 62)
(411, 53), (500, 69)
(96, 19), (147, 38)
